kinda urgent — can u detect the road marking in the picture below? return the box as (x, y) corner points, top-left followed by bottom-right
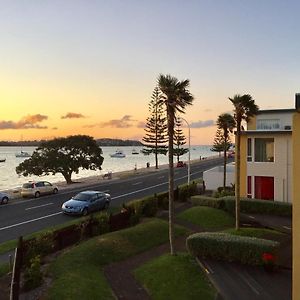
(132, 182), (143, 186)
(249, 215), (255, 219)
(25, 203), (54, 210)
(0, 212), (62, 231)
(158, 176), (165, 179)
(283, 226), (291, 230)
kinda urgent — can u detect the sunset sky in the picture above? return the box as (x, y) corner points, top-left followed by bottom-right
(1, 1), (299, 145)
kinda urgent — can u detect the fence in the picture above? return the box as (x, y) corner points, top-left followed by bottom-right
(9, 209), (133, 299)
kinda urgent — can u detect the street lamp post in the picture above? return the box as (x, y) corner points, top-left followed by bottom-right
(179, 117), (191, 185)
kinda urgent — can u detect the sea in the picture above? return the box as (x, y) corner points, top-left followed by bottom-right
(0, 145), (214, 191)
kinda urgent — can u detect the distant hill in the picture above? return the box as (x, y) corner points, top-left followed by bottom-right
(0, 138), (142, 147)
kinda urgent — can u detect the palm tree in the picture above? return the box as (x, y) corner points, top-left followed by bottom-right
(158, 74), (194, 255)
(229, 94), (259, 230)
(216, 113), (236, 190)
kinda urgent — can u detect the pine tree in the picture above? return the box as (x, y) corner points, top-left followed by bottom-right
(142, 87), (168, 169)
(211, 129), (231, 157)
(173, 118), (188, 162)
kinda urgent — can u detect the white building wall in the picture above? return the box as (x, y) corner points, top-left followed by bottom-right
(256, 112), (293, 130)
(247, 134), (292, 202)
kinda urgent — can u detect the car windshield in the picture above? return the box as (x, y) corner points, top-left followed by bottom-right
(72, 193), (92, 201)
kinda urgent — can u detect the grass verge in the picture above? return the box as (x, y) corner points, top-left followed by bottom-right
(45, 218), (188, 300)
(178, 206), (235, 229)
(134, 252), (216, 300)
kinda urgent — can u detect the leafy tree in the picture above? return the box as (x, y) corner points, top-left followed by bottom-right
(173, 118), (188, 162)
(142, 86), (168, 169)
(158, 74), (194, 255)
(216, 113), (236, 190)
(229, 94), (259, 230)
(16, 135), (104, 184)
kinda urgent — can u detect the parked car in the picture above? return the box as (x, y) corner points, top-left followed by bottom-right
(176, 161), (186, 168)
(0, 192), (9, 204)
(62, 190), (111, 216)
(21, 181), (58, 198)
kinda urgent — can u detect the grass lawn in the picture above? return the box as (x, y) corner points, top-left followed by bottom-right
(0, 263), (9, 278)
(223, 227), (283, 240)
(45, 218), (188, 300)
(134, 253), (216, 300)
(177, 206), (235, 229)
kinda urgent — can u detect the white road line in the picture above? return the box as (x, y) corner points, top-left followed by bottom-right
(283, 226), (291, 230)
(25, 203), (54, 210)
(132, 182), (143, 186)
(0, 169), (205, 231)
(158, 176), (165, 179)
(0, 212), (62, 231)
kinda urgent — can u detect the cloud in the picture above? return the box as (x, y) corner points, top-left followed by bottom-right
(204, 108), (212, 112)
(0, 114), (48, 130)
(189, 120), (215, 128)
(52, 127), (58, 130)
(100, 115), (136, 128)
(137, 121), (146, 128)
(61, 112), (86, 119)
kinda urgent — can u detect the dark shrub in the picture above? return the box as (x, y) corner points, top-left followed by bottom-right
(22, 256), (43, 291)
(186, 232), (279, 266)
(23, 231), (55, 264)
(156, 192), (169, 210)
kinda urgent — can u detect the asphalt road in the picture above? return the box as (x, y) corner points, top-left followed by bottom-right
(0, 157), (225, 243)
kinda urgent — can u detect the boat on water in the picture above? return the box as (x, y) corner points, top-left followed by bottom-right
(0, 159), (5, 163)
(132, 149), (139, 155)
(15, 151), (31, 158)
(110, 150), (126, 158)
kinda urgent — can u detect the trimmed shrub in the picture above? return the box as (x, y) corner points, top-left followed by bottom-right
(177, 181), (198, 202)
(22, 255), (43, 291)
(127, 196), (158, 217)
(191, 195), (225, 210)
(186, 232), (279, 266)
(221, 196), (292, 217)
(156, 192), (169, 210)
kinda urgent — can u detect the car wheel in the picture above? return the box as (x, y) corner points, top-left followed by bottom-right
(104, 202), (110, 209)
(53, 188), (58, 194)
(82, 208), (88, 216)
(1, 197), (8, 205)
(35, 191), (40, 198)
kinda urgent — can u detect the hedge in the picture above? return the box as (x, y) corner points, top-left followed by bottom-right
(186, 232), (279, 266)
(191, 196), (225, 209)
(221, 196), (292, 217)
(191, 195), (292, 217)
(127, 182), (199, 217)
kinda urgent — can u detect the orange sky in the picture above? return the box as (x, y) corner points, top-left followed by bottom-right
(1, 2), (299, 145)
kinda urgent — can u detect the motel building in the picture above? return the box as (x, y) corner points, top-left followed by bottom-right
(238, 94), (300, 299)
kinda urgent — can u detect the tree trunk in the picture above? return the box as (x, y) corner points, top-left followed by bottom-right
(155, 143), (158, 169)
(223, 145), (227, 190)
(235, 122), (241, 230)
(168, 107), (175, 255)
(62, 172), (73, 184)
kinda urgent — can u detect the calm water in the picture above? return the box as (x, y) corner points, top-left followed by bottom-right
(0, 145), (214, 191)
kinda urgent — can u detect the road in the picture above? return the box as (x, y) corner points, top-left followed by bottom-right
(0, 157), (225, 243)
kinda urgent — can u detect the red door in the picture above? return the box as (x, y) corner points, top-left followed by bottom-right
(255, 176), (274, 200)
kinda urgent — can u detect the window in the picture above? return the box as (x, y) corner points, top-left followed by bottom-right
(254, 138), (274, 162)
(257, 119), (280, 130)
(247, 138), (252, 161)
(247, 176), (252, 198)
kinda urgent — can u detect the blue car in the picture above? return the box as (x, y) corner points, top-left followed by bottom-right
(0, 192), (9, 205)
(62, 190), (111, 216)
